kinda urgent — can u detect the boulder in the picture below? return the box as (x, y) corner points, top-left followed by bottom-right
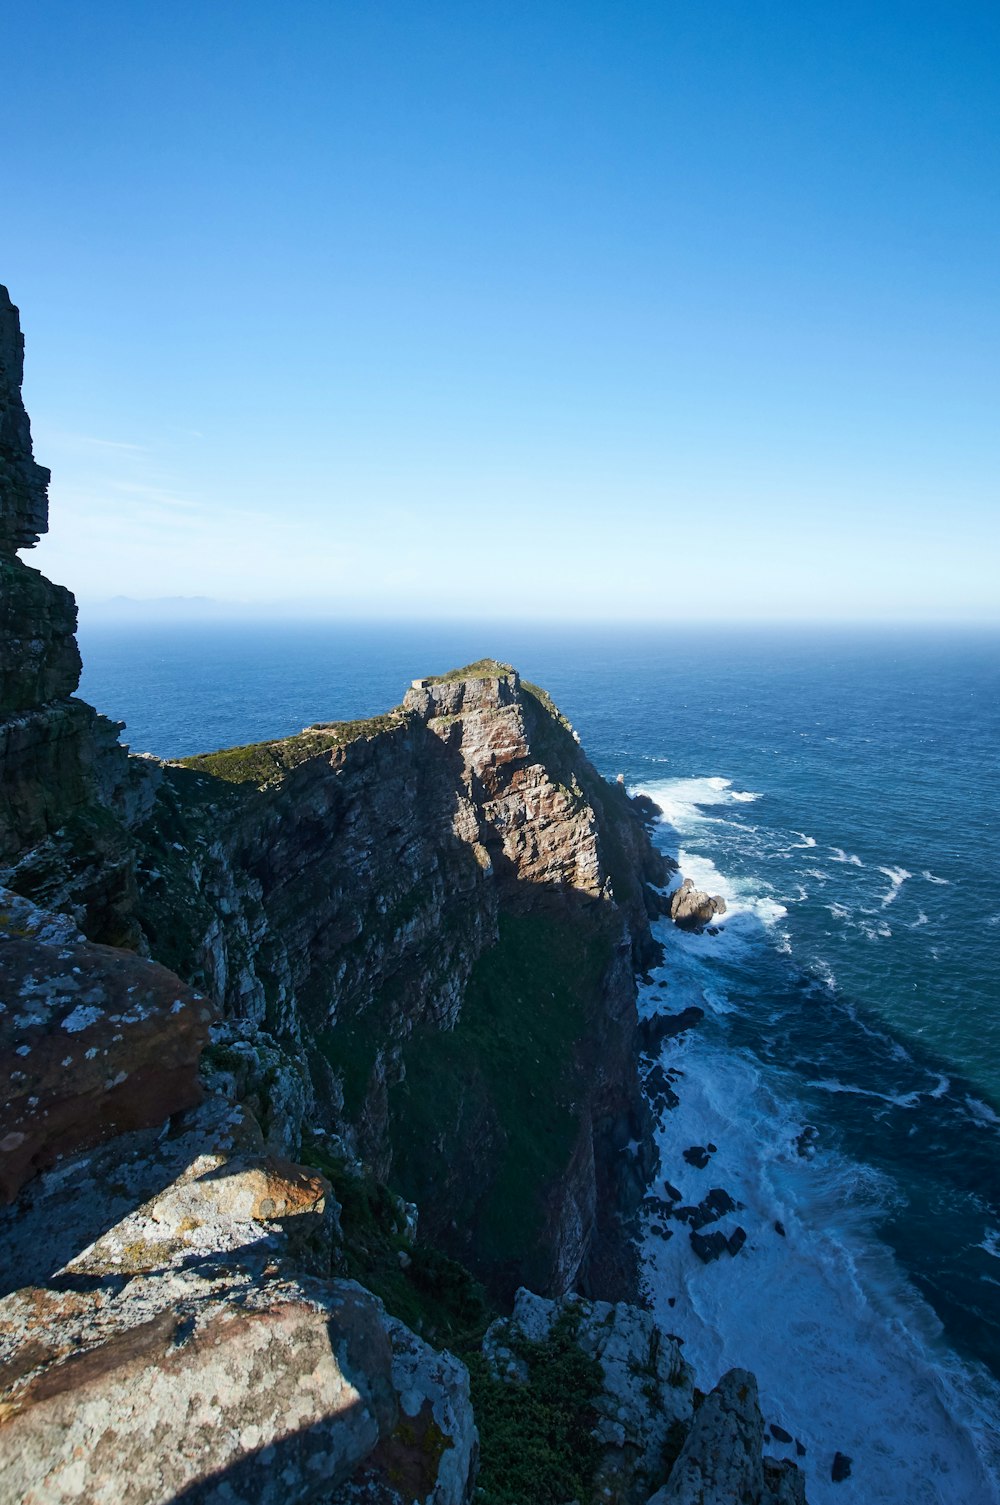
(0, 1270), (397, 1505)
(831, 1451), (852, 1483)
(690, 1230), (730, 1264)
(668, 879), (727, 931)
(0, 888), (212, 1203)
(350, 1314), (479, 1504)
(638, 1006), (705, 1055)
(484, 1287), (694, 1502)
(648, 1368), (806, 1504)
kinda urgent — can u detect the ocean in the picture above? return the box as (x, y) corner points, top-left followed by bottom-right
(78, 618), (1000, 1504)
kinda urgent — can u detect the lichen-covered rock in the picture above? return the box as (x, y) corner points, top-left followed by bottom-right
(61, 1151), (335, 1279)
(348, 1313), (479, 1504)
(648, 1368), (807, 1505)
(668, 878), (727, 931)
(0, 889), (211, 1201)
(0, 1270), (397, 1505)
(484, 1288), (694, 1503)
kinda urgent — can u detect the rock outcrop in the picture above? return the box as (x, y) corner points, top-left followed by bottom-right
(0, 1081), (478, 1505)
(484, 1287), (694, 1502)
(0, 886), (211, 1203)
(119, 659), (669, 1299)
(0, 287), (156, 940)
(668, 878), (727, 931)
(647, 1368), (805, 1505)
(0, 288), (810, 1505)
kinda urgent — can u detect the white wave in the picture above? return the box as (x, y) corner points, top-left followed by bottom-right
(808, 1078), (922, 1109)
(634, 776), (763, 835)
(804, 868), (829, 883)
(909, 911), (930, 929)
(792, 833), (817, 849)
(641, 1028), (1000, 1505)
(965, 1096), (1000, 1129)
(978, 1229), (1000, 1260)
(830, 847), (864, 866)
(810, 960), (838, 993)
(985, 914), (1000, 929)
(859, 919), (893, 942)
(825, 902), (850, 920)
(878, 865), (913, 907)
(928, 1075), (950, 1099)
(671, 846), (788, 931)
(922, 871), (951, 885)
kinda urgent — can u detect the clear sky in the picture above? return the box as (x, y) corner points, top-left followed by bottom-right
(4, 1), (998, 621)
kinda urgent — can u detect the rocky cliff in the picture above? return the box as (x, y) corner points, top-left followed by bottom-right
(0, 286), (805, 1504)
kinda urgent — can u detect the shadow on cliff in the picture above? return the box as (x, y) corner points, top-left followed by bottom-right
(163, 1392), (372, 1505)
(0, 1129), (316, 1298)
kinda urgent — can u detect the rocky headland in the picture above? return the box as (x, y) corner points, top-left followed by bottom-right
(0, 286), (803, 1504)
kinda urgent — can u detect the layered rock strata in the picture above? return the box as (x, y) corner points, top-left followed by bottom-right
(131, 660), (668, 1297)
(0, 288), (811, 1504)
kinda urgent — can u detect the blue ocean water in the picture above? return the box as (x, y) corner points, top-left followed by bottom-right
(78, 618), (1000, 1500)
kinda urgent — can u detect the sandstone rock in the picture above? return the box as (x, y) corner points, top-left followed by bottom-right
(349, 1314), (479, 1504)
(60, 1151), (334, 1279)
(668, 878), (727, 931)
(0, 558), (80, 716)
(0, 890), (212, 1201)
(0, 286), (50, 554)
(0, 1269), (397, 1505)
(646, 1368), (808, 1504)
(484, 1288), (694, 1502)
(651, 1367), (763, 1502)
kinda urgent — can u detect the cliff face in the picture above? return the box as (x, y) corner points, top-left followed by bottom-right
(0, 288), (810, 1505)
(129, 661), (668, 1297)
(0, 286), (669, 1300)
(0, 289), (156, 945)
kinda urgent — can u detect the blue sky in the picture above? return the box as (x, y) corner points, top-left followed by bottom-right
(4, 1), (998, 620)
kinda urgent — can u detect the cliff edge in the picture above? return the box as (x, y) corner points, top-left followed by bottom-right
(0, 287), (806, 1505)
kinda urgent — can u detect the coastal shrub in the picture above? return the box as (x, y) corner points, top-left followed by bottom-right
(388, 909), (615, 1282)
(177, 713), (405, 786)
(424, 658), (514, 684)
(467, 1307), (603, 1505)
(299, 1142), (492, 1348)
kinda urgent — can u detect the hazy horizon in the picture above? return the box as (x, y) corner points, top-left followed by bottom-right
(6, 2), (999, 624)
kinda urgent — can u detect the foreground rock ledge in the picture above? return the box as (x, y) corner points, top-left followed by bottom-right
(0, 1272), (397, 1505)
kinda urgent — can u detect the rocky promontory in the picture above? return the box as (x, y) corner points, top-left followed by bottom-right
(0, 286), (806, 1504)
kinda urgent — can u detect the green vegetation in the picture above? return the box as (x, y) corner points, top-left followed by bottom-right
(467, 1307), (603, 1505)
(300, 1141), (492, 1350)
(298, 1143), (610, 1504)
(423, 659), (515, 685)
(389, 910), (614, 1281)
(177, 713), (405, 786)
